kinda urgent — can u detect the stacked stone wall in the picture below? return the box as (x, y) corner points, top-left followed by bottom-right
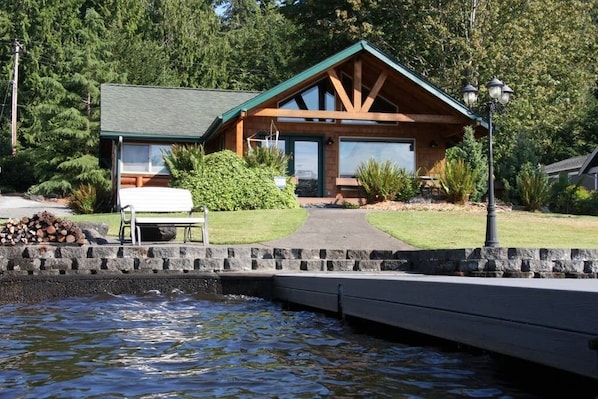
(1, 245), (597, 278)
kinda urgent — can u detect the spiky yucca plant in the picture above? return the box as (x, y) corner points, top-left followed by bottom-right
(68, 183), (111, 214)
(356, 159), (418, 203)
(438, 159), (477, 205)
(163, 144), (205, 182)
(517, 163), (551, 211)
(244, 145), (290, 175)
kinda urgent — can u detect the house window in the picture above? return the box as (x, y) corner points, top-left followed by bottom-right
(278, 78), (335, 123)
(339, 138), (415, 177)
(122, 143), (171, 174)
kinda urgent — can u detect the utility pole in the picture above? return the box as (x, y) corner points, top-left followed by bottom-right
(11, 39), (20, 156)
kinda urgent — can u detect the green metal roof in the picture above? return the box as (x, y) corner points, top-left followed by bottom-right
(203, 40), (484, 140)
(100, 84), (260, 140)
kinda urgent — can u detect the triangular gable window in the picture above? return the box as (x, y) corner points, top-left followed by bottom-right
(278, 78), (335, 123)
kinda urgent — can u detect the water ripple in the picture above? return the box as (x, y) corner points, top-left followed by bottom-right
(0, 293), (551, 398)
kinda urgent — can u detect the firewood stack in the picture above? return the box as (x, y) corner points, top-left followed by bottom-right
(0, 211), (86, 246)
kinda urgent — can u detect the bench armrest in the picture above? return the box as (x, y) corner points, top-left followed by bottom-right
(120, 204), (136, 224)
(190, 205), (209, 220)
(119, 204), (138, 244)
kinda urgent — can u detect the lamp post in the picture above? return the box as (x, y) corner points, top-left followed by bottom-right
(461, 78), (513, 248)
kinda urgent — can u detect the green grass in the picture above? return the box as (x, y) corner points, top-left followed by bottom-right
(367, 209), (598, 249)
(68, 208), (308, 245)
(9, 206), (598, 248)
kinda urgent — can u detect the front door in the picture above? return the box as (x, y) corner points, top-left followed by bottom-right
(278, 137), (323, 197)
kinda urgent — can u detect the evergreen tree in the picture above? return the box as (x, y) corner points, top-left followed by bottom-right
(22, 8), (119, 196)
(221, 0), (299, 90)
(149, 0), (228, 88)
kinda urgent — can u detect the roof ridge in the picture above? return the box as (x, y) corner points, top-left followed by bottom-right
(101, 83), (260, 94)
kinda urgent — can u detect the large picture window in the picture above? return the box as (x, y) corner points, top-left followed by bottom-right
(339, 138), (415, 177)
(122, 143), (170, 174)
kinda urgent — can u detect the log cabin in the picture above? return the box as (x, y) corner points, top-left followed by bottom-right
(100, 40), (486, 204)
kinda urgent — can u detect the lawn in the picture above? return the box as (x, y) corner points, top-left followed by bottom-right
(38, 205), (598, 249)
(67, 208), (308, 245)
(366, 208), (598, 249)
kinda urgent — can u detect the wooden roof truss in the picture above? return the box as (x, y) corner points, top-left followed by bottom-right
(248, 57), (463, 125)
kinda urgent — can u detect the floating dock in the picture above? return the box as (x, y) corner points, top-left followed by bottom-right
(274, 272), (598, 380)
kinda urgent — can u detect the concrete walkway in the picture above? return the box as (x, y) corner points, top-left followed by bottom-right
(262, 207), (415, 250)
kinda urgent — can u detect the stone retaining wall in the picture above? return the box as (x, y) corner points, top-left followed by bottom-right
(1, 245), (597, 278)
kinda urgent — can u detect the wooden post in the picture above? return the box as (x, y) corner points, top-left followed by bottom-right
(235, 112), (245, 156)
(11, 40), (20, 156)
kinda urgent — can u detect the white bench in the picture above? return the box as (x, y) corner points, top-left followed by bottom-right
(118, 187), (209, 245)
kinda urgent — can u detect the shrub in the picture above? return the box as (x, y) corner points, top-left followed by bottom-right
(176, 150), (297, 211)
(438, 158), (477, 204)
(516, 163), (551, 211)
(497, 131), (541, 204)
(356, 159), (419, 203)
(547, 174), (572, 213)
(393, 171), (421, 202)
(244, 145), (290, 175)
(68, 183), (112, 214)
(163, 144), (205, 183)
(557, 185), (597, 215)
(573, 190), (598, 216)
(547, 175), (598, 215)
(446, 126), (487, 201)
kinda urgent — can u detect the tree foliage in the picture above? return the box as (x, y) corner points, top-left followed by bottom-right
(283, 0), (598, 170)
(0, 0), (595, 201)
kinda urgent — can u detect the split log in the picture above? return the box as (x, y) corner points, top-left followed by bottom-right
(0, 211), (87, 246)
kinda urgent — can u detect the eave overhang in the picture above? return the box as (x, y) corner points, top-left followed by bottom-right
(100, 130), (200, 143)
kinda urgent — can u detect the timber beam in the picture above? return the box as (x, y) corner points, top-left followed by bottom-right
(248, 108), (464, 124)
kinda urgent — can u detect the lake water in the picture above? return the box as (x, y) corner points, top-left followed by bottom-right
(0, 292), (586, 398)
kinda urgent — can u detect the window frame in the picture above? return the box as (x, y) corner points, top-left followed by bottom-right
(277, 78), (336, 124)
(121, 143), (171, 175)
(338, 137), (416, 178)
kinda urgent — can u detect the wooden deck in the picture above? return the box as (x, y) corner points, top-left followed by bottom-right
(274, 272), (598, 380)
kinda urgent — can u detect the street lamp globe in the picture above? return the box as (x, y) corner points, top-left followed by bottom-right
(461, 83), (479, 107)
(486, 77), (505, 99)
(499, 84), (514, 105)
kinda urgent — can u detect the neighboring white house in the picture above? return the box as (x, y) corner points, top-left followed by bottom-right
(544, 146), (598, 191)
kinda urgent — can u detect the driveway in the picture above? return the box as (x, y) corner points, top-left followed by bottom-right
(0, 194), (73, 219)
